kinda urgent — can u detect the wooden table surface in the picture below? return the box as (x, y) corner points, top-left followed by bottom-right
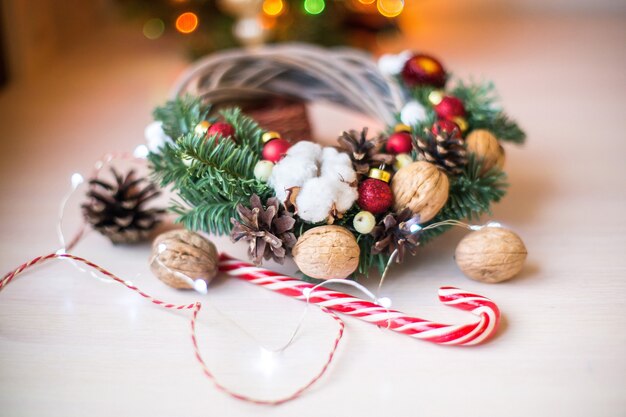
(1, 15), (625, 417)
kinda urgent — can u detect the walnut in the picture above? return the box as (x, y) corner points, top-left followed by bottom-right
(390, 161), (449, 223)
(466, 129), (505, 174)
(150, 229), (219, 289)
(455, 227), (527, 283)
(292, 225), (360, 280)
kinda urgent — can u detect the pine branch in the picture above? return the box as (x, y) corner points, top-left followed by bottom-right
(219, 107), (264, 156)
(149, 101), (271, 235)
(171, 198), (240, 236)
(178, 133), (269, 199)
(147, 142), (188, 188)
(451, 80), (526, 144)
(472, 112), (526, 143)
(153, 95), (210, 139)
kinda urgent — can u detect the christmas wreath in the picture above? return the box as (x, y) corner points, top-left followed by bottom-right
(146, 45), (525, 280)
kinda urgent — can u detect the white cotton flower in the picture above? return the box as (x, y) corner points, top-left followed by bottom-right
(144, 121), (172, 153)
(377, 50), (413, 77)
(322, 147), (351, 166)
(285, 141), (322, 161)
(296, 177), (337, 223)
(321, 147), (356, 183)
(333, 182), (359, 212)
(270, 140), (358, 223)
(401, 100), (428, 126)
(269, 157), (319, 202)
(321, 160), (357, 183)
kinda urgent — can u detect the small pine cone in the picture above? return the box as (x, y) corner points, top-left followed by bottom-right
(414, 128), (467, 174)
(82, 168), (165, 244)
(230, 194), (297, 265)
(371, 208), (421, 263)
(338, 127), (395, 175)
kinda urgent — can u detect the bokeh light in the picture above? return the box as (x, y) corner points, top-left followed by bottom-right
(263, 0), (284, 16)
(175, 12), (199, 34)
(143, 18), (165, 40)
(304, 0), (325, 15)
(377, 0), (404, 17)
(233, 17), (265, 44)
(359, 0), (375, 4)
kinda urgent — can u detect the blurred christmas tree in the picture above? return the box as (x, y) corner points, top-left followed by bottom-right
(114, 0), (404, 57)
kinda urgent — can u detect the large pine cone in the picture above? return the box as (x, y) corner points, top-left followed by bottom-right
(82, 168), (165, 244)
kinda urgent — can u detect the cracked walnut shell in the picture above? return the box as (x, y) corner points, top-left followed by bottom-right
(150, 229), (219, 289)
(292, 225), (360, 280)
(455, 227), (527, 283)
(391, 161), (449, 223)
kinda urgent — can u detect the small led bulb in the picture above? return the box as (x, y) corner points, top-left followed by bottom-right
(71, 173), (84, 189)
(193, 279), (208, 294)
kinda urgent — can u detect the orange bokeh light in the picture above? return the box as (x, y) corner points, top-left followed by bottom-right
(263, 0), (284, 16)
(175, 12), (199, 34)
(377, 0), (404, 17)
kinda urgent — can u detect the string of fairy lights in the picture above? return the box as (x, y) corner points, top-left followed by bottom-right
(142, 0), (405, 42)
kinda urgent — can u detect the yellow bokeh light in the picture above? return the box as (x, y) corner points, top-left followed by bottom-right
(175, 12), (199, 34)
(359, 0), (375, 4)
(377, 0), (404, 17)
(263, 0), (284, 16)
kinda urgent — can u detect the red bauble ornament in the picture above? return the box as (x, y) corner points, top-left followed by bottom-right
(262, 138), (291, 163)
(434, 96), (466, 120)
(358, 179), (393, 215)
(386, 132), (413, 154)
(207, 122), (236, 140)
(401, 54), (447, 88)
(432, 119), (462, 138)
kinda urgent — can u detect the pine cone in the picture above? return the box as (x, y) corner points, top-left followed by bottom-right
(338, 127), (395, 175)
(414, 127), (467, 174)
(82, 168), (165, 244)
(371, 208), (421, 263)
(230, 195), (297, 265)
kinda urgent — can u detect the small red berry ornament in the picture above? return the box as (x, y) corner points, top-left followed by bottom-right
(386, 132), (413, 154)
(207, 122), (236, 140)
(432, 119), (462, 138)
(434, 96), (466, 120)
(358, 168), (393, 215)
(261, 131), (291, 163)
(401, 54), (447, 88)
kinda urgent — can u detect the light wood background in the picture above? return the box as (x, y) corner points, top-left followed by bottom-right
(1, 12), (625, 417)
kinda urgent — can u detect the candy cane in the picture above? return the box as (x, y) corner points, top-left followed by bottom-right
(219, 254), (500, 346)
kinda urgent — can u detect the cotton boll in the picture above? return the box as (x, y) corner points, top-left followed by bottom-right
(270, 157), (318, 201)
(145, 121), (172, 153)
(377, 50), (412, 77)
(333, 182), (358, 212)
(321, 148), (356, 182)
(321, 146), (340, 160)
(322, 161), (357, 183)
(296, 177), (336, 223)
(322, 147), (351, 166)
(285, 141), (322, 162)
(401, 100), (428, 126)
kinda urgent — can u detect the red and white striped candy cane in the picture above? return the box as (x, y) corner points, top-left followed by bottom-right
(219, 254), (500, 346)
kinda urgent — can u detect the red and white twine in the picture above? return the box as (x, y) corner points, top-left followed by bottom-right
(0, 251), (345, 405)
